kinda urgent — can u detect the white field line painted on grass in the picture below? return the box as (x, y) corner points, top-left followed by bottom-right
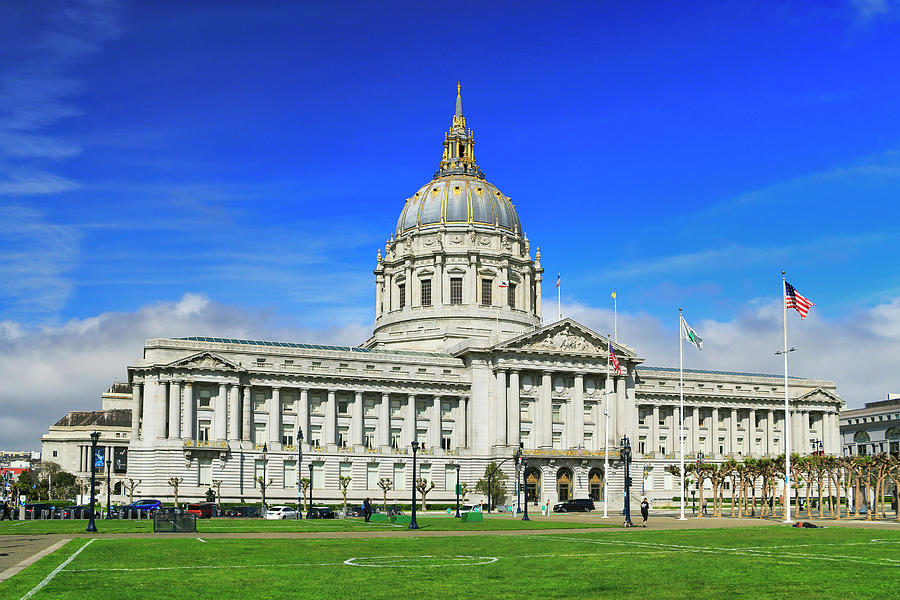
(534, 536), (900, 568)
(0, 538), (72, 584)
(64, 561), (345, 573)
(196, 538), (206, 543)
(344, 555), (498, 568)
(21, 539), (95, 600)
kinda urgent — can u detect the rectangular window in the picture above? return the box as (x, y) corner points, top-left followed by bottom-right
(312, 461), (324, 488)
(507, 283), (516, 308)
(282, 393), (296, 413)
(338, 426), (349, 448)
(521, 430), (530, 448)
(281, 425), (294, 446)
(441, 429), (452, 450)
(481, 278), (492, 306)
(552, 431), (562, 449)
(339, 461), (352, 480)
(198, 458), (212, 485)
(253, 423), (266, 444)
(390, 428), (401, 449)
(416, 400), (428, 418)
(450, 278), (463, 305)
(584, 404), (592, 421)
(584, 432), (593, 451)
(638, 436), (647, 454)
(520, 401), (531, 421)
(338, 399), (350, 415)
(253, 391), (266, 412)
(552, 403), (562, 422)
(420, 464), (431, 484)
(659, 437), (667, 455)
(310, 398), (324, 414)
(421, 279), (432, 307)
(398, 283), (406, 309)
(367, 463), (379, 489)
(390, 399), (403, 417)
(198, 388), (213, 409)
(198, 420), (211, 442)
(283, 461), (296, 489)
(393, 463), (405, 491)
(364, 398), (377, 417)
(416, 428), (428, 446)
(254, 460), (264, 488)
(364, 427), (376, 449)
(441, 400), (452, 419)
(310, 425), (322, 447)
(445, 465), (457, 491)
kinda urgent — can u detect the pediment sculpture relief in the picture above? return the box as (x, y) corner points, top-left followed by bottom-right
(182, 354), (233, 370)
(522, 326), (602, 354)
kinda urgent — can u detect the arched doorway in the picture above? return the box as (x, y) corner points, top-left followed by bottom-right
(557, 468), (574, 502)
(526, 468), (541, 505)
(588, 468), (604, 501)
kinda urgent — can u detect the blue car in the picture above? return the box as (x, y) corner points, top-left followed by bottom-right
(126, 499), (162, 512)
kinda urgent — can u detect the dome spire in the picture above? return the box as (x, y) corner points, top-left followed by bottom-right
(437, 81), (483, 179)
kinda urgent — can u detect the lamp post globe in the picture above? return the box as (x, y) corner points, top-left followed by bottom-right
(86, 431), (100, 533)
(297, 428), (304, 518)
(409, 440), (420, 529)
(307, 462), (314, 519)
(521, 456), (530, 521)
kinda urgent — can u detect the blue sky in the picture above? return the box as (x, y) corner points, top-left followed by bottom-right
(2, 1), (900, 448)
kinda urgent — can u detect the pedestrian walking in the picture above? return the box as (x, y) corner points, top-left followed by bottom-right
(363, 497), (372, 523)
(640, 497), (649, 527)
(702, 498), (708, 516)
(0, 500), (8, 521)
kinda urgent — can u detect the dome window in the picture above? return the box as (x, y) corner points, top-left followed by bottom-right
(454, 186), (461, 194)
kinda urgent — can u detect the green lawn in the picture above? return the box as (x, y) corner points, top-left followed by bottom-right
(2, 526), (897, 599)
(0, 514), (609, 535)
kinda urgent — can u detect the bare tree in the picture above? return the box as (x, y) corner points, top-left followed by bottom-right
(255, 475), (273, 512)
(300, 478), (310, 511)
(339, 476), (352, 516)
(416, 478), (435, 511)
(211, 479), (223, 504)
(123, 479), (141, 504)
(377, 477), (393, 512)
(168, 477), (184, 507)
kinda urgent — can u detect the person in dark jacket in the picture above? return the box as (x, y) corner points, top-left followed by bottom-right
(0, 500), (8, 520)
(640, 497), (650, 527)
(363, 497), (373, 523)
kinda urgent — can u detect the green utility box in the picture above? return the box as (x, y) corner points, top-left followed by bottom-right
(390, 514), (411, 524)
(370, 513), (389, 522)
(461, 511), (483, 523)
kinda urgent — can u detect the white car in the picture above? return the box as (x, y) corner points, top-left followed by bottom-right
(265, 506), (299, 520)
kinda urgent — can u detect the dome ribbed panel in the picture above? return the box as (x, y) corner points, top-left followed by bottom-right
(445, 182), (467, 222)
(495, 194), (515, 230)
(471, 183), (494, 225)
(419, 184), (442, 225)
(402, 192), (422, 231)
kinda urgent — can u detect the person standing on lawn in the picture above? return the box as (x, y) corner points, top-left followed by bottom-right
(363, 497), (373, 522)
(640, 497), (650, 527)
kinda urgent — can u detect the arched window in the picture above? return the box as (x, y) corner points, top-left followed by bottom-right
(525, 468), (541, 505)
(853, 430), (870, 443)
(885, 427), (900, 440)
(588, 468), (604, 501)
(556, 468), (574, 502)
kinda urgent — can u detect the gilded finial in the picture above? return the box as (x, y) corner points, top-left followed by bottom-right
(457, 81), (461, 97)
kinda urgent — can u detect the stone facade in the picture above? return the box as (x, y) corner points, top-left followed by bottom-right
(839, 395), (900, 456)
(40, 88), (844, 507)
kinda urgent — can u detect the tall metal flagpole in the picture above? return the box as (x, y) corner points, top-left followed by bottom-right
(678, 308), (686, 520)
(602, 335), (610, 519)
(782, 271), (793, 524)
(557, 273), (562, 321)
(613, 289), (618, 343)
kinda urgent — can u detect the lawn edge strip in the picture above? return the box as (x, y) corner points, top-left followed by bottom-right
(0, 538), (72, 583)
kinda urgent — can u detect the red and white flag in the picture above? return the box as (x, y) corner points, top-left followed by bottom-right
(609, 344), (621, 376)
(556, 273), (560, 288)
(785, 281), (814, 319)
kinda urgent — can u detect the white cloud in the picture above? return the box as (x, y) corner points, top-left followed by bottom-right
(849, 0), (899, 21)
(0, 293), (370, 451)
(562, 297), (900, 411)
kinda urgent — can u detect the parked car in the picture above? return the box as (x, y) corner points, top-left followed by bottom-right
(458, 504), (478, 514)
(553, 499), (595, 513)
(56, 505), (91, 519)
(306, 506), (335, 519)
(127, 499), (162, 511)
(25, 503), (56, 519)
(224, 505), (261, 518)
(265, 506), (300, 520)
(186, 503), (217, 519)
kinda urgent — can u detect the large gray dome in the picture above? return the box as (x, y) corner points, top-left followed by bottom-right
(395, 175), (522, 237)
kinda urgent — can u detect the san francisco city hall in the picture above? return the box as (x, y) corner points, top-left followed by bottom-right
(41, 88), (844, 508)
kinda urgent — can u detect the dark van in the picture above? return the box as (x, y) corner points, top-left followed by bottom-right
(552, 498), (596, 513)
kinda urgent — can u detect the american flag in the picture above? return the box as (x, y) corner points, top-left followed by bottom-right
(609, 344), (621, 376)
(785, 281), (814, 319)
(556, 273), (560, 288)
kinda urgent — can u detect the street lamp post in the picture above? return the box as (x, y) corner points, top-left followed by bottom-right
(521, 456), (530, 521)
(454, 463), (461, 518)
(297, 428), (304, 519)
(513, 448), (522, 516)
(812, 439), (823, 456)
(261, 443), (268, 515)
(409, 441), (420, 530)
(86, 431), (100, 533)
(106, 452), (111, 520)
(621, 436), (633, 527)
(307, 463), (314, 519)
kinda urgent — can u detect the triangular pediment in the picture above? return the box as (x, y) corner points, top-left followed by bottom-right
(168, 351), (242, 371)
(797, 387), (842, 405)
(494, 318), (639, 359)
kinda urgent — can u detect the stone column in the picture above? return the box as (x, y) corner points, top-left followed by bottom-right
(766, 409), (775, 455)
(711, 407), (719, 455)
(325, 390), (336, 445)
(430, 396), (441, 449)
(541, 372), (552, 448)
(604, 376), (617, 447)
(801, 411), (810, 454)
(131, 382), (142, 440)
(573, 373), (584, 448)
(375, 275), (384, 318)
(691, 406), (700, 454)
(183, 382), (194, 440)
(298, 389), (309, 445)
(615, 376), (627, 440)
(352, 392), (364, 447)
(535, 273), (543, 319)
(157, 380), (168, 439)
(168, 381), (181, 440)
(269, 388), (281, 446)
(494, 370), (507, 446)
(406, 394), (416, 445)
(748, 409), (757, 455)
(523, 272), (532, 313)
(466, 255), (477, 305)
(651, 406), (659, 455)
(216, 383), (227, 442)
(228, 384), (240, 442)
(379, 393), (390, 448)
(727, 408), (736, 455)
(459, 397), (468, 448)
(435, 256), (444, 306)
(384, 272), (393, 312)
(507, 371), (520, 448)
(242, 386), (252, 442)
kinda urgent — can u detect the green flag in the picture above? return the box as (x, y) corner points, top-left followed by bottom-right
(680, 316), (703, 350)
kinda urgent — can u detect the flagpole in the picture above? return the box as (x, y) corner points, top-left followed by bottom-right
(602, 335), (610, 519)
(678, 308), (686, 520)
(614, 289), (618, 343)
(782, 270), (792, 524)
(557, 273), (561, 322)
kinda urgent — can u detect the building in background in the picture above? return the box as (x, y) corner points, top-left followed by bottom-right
(840, 394), (900, 457)
(40, 89), (844, 506)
